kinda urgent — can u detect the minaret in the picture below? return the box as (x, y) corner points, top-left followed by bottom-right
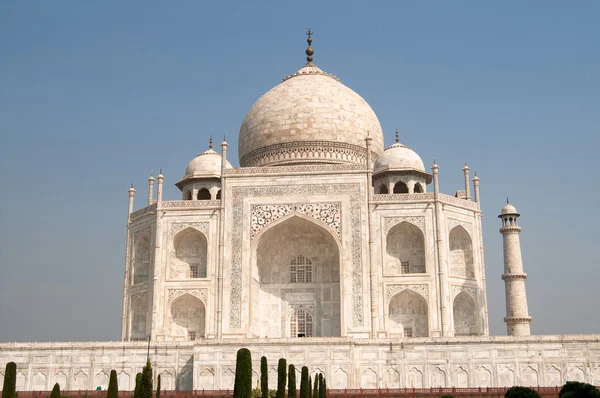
(462, 163), (471, 200)
(147, 172), (155, 205)
(128, 184), (135, 217)
(156, 169), (164, 204)
(472, 172), (480, 206)
(499, 200), (532, 336)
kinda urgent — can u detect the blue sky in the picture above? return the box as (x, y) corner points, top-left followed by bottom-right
(0, 1), (598, 341)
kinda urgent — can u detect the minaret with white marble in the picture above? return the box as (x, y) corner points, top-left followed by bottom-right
(499, 200), (532, 336)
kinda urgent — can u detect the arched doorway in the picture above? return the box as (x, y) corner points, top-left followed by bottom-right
(453, 291), (479, 336)
(388, 289), (428, 337)
(169, 294), (206, 340)
(254, 216), (341, 338)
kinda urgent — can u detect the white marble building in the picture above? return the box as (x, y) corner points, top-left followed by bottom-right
(1, 32), (598, 391)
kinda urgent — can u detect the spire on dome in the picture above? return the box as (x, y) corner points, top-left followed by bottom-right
(305, 28), (314, 64)
(395, 128), (399, 143)
(209, 136), (213, 149)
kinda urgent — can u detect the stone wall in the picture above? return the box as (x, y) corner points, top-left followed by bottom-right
(1, 336), (599, 391)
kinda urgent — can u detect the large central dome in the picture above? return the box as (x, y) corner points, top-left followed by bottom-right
(238, 35), (384, 167)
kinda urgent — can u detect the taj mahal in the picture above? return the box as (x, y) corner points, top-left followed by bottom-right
(1, 32), (598, 391)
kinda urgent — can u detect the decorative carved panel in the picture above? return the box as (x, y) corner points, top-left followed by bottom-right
(133, 227), (152, 241)
(251, 203), (341, 240)
(167, 288), (208, 306)
(169, 222), (209, 239)
(385, 284), (429, 303)
(384, 216), (425, 234)
(451, 285), (478, 301)
(447, 218), (473, 234)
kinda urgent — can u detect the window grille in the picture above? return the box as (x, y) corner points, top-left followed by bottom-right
(401, 261), (410, 274)
(189, 264), (199, 278)
(188, 331), (196, 341)
(290, 309), (313, 337)
(290, 255), (312, 283)
(404, 328), (413, 338)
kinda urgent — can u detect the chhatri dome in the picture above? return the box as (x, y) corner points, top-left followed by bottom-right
(374, 129), (426, 174)
(183, 137), (232, 179)
(238, 29), (385, 167)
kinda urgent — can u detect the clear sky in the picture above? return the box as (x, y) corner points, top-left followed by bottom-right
(0, 1), (598, 341)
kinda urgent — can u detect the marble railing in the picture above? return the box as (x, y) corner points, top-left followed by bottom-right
(129, 203), (157, 219)
(224, 163), (366, 175)
(373, 192), (479, 210)
(161, 200), (221, 209)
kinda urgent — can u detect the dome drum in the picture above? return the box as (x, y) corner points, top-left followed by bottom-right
(240, 140), (380, 167)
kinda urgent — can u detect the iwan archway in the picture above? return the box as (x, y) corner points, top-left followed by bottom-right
(252, 215), (341, 338)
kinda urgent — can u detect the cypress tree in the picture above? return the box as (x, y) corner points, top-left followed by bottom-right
(106, 370), (118, 398)
(156, 375), (161, 398)
(2, 362), (17, 398)
(287, 365), (296, 398)
(50, 383), (60, 398)
(133, 372), (142, 398)
(139, 361), (153, 398)
(312, 374), (318, 398)
(233, 348), (252, 398)
(318, 373), (324, 398)
(308, 375), (312, 398)
(299, 367), (309, 398)
(276, 359), (286, 398)
(260, 356), (268, 398)
(322, 377), (326, 398)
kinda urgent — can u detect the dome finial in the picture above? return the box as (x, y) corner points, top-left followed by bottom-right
(209, 135), (213, 149)
(305, 28), (314, 64)
(395, 127), (399, 143)
(507, 197), (510, 204)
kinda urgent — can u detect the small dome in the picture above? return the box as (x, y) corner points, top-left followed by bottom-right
(184, 148), (232, 179)
(238, 63), (384, 167)
(373, 142), (426, 174)
(501, 202), (518, 215)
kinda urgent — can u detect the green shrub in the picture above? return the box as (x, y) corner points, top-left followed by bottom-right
(2, 362), (17, 398)
(505, 386), (541, 398)
(308, 375), (312, 398)
(312, 375), (318, 398)
(106, 370), (118, 398)
(276, 359), (286, 398)
(260, 356), (268, 398)
(133, 372), (142, 398)
(559, 381), (600, 398)
(233, 348), (252, 398)
(50, 383), (61, 398)
(288, 365), (296, 398)
(140, 361), (153, 398)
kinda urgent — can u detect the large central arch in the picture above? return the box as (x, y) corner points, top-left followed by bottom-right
(252, 215), (341, 338)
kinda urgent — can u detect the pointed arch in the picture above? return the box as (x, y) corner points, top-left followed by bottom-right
(170, 293), (206, 340)
(197, 188), (211, 200)
(184, 190), (193, 200)
(172, 227), (208, 279)
(385, 221), (425, 275)
(254, 215), (341, 338)
(133, 237), (151, 284)
(388, 289), (429, 337)
(449, 225), (474, 278)
(216, 189), (221, 199)
(414, 182), (424, 193)
(378, 184), (389, 194)
(130, 294), (148, 341)
(453, 291), (479, 336)
(393, 181), (409, 194)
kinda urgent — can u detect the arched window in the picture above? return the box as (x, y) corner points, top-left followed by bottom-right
(170, 294), (205, 340)
(185, 191), (193, 200)
(216, 189), (221, 199)
(414, 183), (423, 193)
(290, 308), (313, 337)
(130, 295), (148, 341)
(133, 238), (150, 284)
(290, 255), (312, 283)
(197, 188), (211, 200)
(393, 182), (409, 194)
(378, 185), (389, 194)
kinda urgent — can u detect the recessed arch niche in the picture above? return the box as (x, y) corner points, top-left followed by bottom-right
(453, 291), (479, 336)
(385, 222), (425, 275)
(169, 294), (205, 340)
(253, 215), (341, 338)
(388, 289), (429, 337)
(449, 226), (474, 278)
(171, 228), (208, 279)
(133, 237), (151, 284)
